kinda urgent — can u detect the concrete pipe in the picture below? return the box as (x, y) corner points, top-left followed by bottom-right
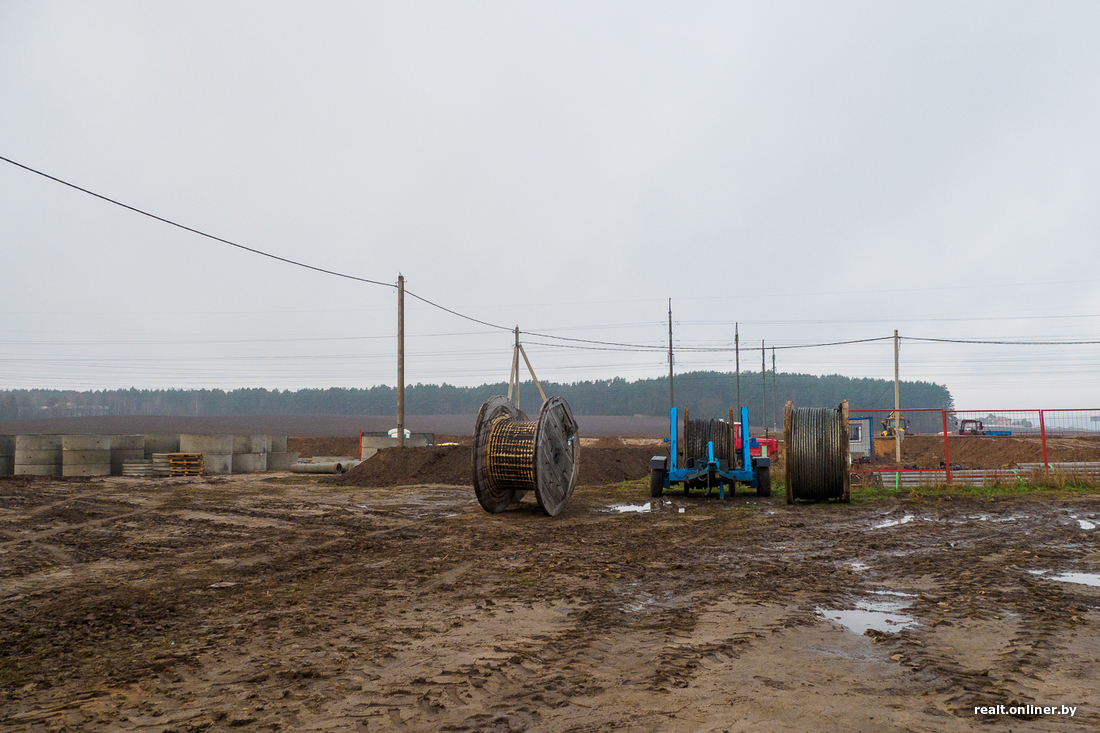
(180, 435), (233, 475)
(0, 435), (14, 476)
(267, 452), (299, 471)
(62, 435), (111, 477)
(232, 434), (268, 455)
(15, 435), (63, 476)
(231, 453), (268, 473)
(202, 454), (233, 475)
(288, 461), (361, 474)
(143, 434), (180, 456)
(122, 459), (156, 477)
(110, 435), (145, 476)
(180, 434), (234, 454)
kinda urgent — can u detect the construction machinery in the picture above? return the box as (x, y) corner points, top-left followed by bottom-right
(958, 419), (985, 436)
(957, 418), (1011, 436)
(649, 406), (770, 499)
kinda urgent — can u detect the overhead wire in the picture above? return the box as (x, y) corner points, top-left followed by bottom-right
(7, 154), (1100, 397)
(903, 336), (1100, 346)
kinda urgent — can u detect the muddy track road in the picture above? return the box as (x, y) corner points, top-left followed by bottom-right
(1, 474), (1098, 732)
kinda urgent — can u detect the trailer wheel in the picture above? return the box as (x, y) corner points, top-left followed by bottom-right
(649, 467), (665, 498)
(756, 466), (772, 497)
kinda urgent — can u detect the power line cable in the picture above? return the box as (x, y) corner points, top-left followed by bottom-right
(9, 157), (1100, 360)
(0, 154), (396, 289)
(402, 290), (510, 331)
(904, 336), (1100, 346)
(523, 335), (894, 352)
(0, 152), (664, 343)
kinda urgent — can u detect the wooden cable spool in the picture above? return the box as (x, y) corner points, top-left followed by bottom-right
(784, 400), (850, 503)
(472, 395), (580, 516)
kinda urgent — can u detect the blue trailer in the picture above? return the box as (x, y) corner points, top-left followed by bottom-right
(649, 406), (771, 499)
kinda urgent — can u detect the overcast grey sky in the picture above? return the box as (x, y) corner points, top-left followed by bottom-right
(2, 1), (1098, 410)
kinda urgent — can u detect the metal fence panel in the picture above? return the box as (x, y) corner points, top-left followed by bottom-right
(849, 407), (1100, 485)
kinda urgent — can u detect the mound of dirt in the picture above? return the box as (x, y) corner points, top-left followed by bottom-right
(288, 436), (360, 458)
(335, 446), (470, 487)
(334, 444), (668, 488)
(578, 445), (665, 485)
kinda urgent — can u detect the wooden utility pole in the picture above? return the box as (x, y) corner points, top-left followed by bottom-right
(514, 326), (521, 411)
(894, 329), (901, 463)
(397, 274), (405, 448)
(668, 300), (674, 410)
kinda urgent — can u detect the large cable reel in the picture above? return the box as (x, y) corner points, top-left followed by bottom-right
(682, 418), (732, 465)
(783, 400), (850, 503)
(472, 395), (580, 516)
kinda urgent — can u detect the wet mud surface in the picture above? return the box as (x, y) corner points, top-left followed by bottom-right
(2, 474), (1098, 731)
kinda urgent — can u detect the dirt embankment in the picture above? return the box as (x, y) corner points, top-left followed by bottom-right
(334, 439), (665, 488)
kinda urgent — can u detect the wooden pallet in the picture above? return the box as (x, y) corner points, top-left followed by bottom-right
(167, 452), (204, 476)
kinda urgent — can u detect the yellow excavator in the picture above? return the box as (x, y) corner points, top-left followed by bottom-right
(880, 411), (909, 438)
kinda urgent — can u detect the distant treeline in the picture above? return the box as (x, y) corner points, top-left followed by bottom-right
(0, 372), (952, 423)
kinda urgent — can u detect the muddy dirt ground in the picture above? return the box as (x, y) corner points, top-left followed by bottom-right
(2, 469), (1099, 731)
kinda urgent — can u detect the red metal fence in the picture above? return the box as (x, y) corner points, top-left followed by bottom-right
(848, 407), (1100, 486)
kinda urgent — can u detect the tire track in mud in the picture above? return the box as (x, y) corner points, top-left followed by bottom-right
(850, 504), (1100, 724)
(4, 479), (1100, 731)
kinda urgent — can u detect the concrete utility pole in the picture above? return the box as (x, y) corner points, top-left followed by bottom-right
(761, 340), (767, 438)
(772, 347), (777, 432)
(514, 326), (521, 411)
(668, 300), (674, 410)
(735, 323), (741, 423)
(894, 329), (901, 463)
(397, 274), (405, 448)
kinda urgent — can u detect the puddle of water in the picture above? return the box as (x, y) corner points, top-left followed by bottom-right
(1072, 516), (1096, 530)
(873, 514), (914, 529)
(622, 591), (668, 612)
(958, 514), (1031, 523)
(868, 589), (916, 598)
(356, 500), (432, 509)
(845, 561), (870, 572)
(1028, 569), (1100, 587)
(610, 503), (651, 513)
(1052, 572), (1100, 587)
(818, 598), (917, 635)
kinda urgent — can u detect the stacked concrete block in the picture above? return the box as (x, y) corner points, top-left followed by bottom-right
(15, 435), (63, 476)
(0, 435), (13, 475)
(179, 434), (233, 475)
(110, 435), (145, 476)
(62, 435), (112, 477)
